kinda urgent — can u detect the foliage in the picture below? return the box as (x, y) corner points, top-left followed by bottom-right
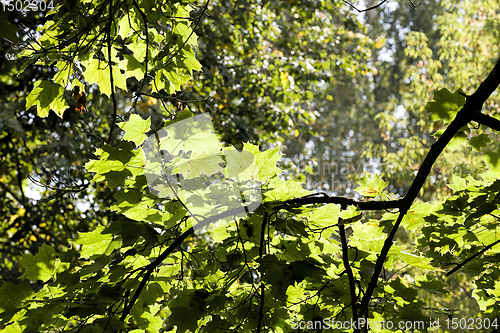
(185, 0), (373, 147)
(0, 8), (116, 285)
(1, 0), (500, 333)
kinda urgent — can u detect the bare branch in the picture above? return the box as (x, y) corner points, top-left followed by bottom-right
(283, 193), (402, 210)
(409, 0), (423, 8)
(446, 239), (500, 276)
(342, 0), (389, 13)
(339, 224), (360, 333)
(472, 112), (500, 132)
(106, 0), (119, 144)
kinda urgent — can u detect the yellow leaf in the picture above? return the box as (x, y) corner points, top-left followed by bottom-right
(375, 39), (384, 49)
(280, 72), (290, 88)
(29, 235), (37, 241)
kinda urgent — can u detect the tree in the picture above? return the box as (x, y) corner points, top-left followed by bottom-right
(1, 1), (500, 333)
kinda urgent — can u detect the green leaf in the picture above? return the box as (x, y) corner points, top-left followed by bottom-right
(339, 205), (362, 224)
(272, 217), (309, 237)
(484, 147), (500, 173)
(310, 204), (340, 228)
(112, 197), (155, 222)
(180, 48), (202, 74)
(256, 255), (293, 298)
(105, 218), (158, 245)
(350, 220), (385, 252)
(157, 113), (222, 156)
(355, 173), (388, 197)
(81, 57), (128, 97)
(402, 202), (434, 231)
(25, 80), (68, 118)
(119, 54), (146, 81)
(398, 251), (440, 271)
(128, 39), (148, 62)
(154, 67), (191, 94)
(53, 61), (72, 87)
(289, 260), (326, 283)
(103, 169), (133, 188)
(20, 244), (70, 282)
(416, 274), (449, 294)
(447, 173), (467, 192)
(264, 179), (310, 201)
(118, 114), (151, 146)
(118, 14), (137, 39)
(85, 159), (124, 175)
(0, 281), (32, 321)
(447, 129), (468, 151)
(175, 152), (224, 179)
(132, 282), (164, 322)
(237, 143), (282, 181)
(469, 133), (491, 151)
(73, 226), (122, 258)
(85, 141), (140, 183)
(173, 21), (198, 45)
(425, 88), (466, 124)
(223, 147), (255, 179)
(168, 289), (208, 332)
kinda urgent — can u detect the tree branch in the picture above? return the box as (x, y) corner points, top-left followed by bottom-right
(106, 0), (118, 144)
(120, 227), (193, 321)
(256, 283), (266, 333)
(342, 0), (389, 12)
(359, 55), (500, 320)
(472, 113), (500, 132)
(283, 193), (402, 211)
(119, 206), (256, 321)
(446, 239), (500, 276)
(0, 181), (23, 205)
(339, 224), (360, 333)
(256, 213), (269, 333)
(409, 0), (422, 8)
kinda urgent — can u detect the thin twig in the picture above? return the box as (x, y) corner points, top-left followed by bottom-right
(409, 0), (423, 8)
(342, 0), (389, 13)
(339, 224), (360, 332)
(446, 239), (500, 276)
(126, 0), (150, 117)
(106, 0), (118, 144)
(256, 213), (269, 333)
(283, 194), (402, 211)
(472, 113), (500, 132)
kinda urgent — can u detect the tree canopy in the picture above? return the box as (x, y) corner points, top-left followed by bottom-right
(1, 0), (500, 332)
